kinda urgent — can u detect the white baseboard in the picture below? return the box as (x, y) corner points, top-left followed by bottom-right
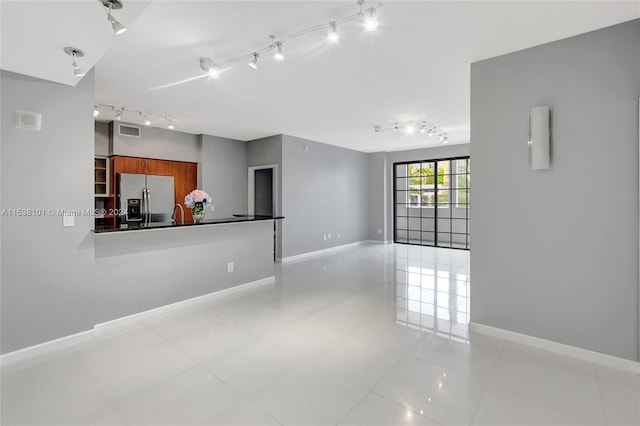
(281, 241), (369, 263)
(469, 322), (640, 374)
(0, 329), (95, 368)
(95, 276), (275, 335)
(1, 276), (275, 367)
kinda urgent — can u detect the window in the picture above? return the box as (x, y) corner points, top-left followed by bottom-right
(394, 157), (470, 249)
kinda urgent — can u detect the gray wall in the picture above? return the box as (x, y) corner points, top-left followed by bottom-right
(94, 221), (275, 323)
(109, 121), (201, 163)
(281, 135), (369, 258)
(200, 135), (248, 219)
(470, 19), (640, 361)
(1, 70), (96, 354)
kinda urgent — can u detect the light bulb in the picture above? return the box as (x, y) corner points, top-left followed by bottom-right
(327, 22), (339, 43)
(419, 125), (427, 135)
(208, 65), (220, 78)
(364, 9), (378, 31)
(93, 106), (100, 117)
(406, 125), (415, 134)
(115, 110), (122, 121)
(144, 117), (151, 126)
(167, 121), (174, 130)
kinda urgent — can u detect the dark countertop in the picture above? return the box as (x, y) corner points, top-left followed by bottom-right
(93, 215), (284, 234)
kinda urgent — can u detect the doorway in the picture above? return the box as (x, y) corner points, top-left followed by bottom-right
(393, 157), (470, 250)
(254, 168), (273, 216)
(248, 164), (279, 261)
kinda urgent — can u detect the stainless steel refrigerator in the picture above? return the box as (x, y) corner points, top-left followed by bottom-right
(117, 173), (175, 225)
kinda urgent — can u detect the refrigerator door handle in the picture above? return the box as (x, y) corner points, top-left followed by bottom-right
(146, 188), (151, 223)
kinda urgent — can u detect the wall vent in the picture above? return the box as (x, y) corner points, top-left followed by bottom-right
(119, 124), (141, 138)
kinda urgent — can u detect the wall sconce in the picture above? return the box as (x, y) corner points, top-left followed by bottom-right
(528, 105), (552, 170)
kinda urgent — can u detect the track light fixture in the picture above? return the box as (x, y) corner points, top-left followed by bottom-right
(94, 103), (175, 130)
(199, 57), (220, 78)
(64, 47), (85, 78)
(374, 121), (449, 144)
(248, 53), (259, 70)
(274, 43), (285, 61)
(99, 0), (127, 35)
(198, 1), (382, 78)
(327, 22), (340, 43)
(363, 7), (378, 31)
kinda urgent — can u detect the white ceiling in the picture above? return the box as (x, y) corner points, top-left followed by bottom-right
(2, 1), (639, 152)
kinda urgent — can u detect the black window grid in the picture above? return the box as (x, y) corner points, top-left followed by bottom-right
(393, 157), (470, 250)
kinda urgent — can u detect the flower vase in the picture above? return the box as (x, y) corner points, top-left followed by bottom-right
(191, 202), (205, 223)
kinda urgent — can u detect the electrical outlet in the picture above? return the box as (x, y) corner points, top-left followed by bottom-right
(210, 204), (215, 211)
(337, 233), (341, 238)
(378, 228), (382, 234)
(324, 234), (327, 241)
(328, 233), (332, 239)
(227, 262), (234, 272)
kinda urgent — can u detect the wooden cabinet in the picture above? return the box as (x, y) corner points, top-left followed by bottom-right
(170, 161), (198, 223)
(108, 155), (198, 224)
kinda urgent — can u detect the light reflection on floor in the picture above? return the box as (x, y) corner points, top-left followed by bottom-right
(394, 244), (470, 342)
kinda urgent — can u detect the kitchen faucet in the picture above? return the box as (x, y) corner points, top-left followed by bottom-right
(171, 204), (184, 224)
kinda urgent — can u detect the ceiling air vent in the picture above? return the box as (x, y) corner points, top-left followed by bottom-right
(118, 124), (141, 138)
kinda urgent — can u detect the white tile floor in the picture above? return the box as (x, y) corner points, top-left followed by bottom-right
(1, 243), (638, 425)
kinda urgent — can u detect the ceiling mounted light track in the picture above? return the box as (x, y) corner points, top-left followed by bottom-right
(64, 47), (85, 77)
(94, 103), (176, 131)
(99, 0), (127, 35)
(375, 121), (449, 144)
(199, 0), (383, 78)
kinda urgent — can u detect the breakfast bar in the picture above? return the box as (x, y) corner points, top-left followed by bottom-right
(93, 216), (283, 326)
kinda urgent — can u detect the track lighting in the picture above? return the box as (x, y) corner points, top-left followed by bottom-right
(198, 1), (383, 79)
(248, 53), (259, 70)
(274, 43), (285, 61)
(363, 8), (378, 31)
(64, 47), (85, 78)
(100, 0), (127, 35)
(327, 22), (340, 43)
(94, 103), (176, 131)
(199, 58), (220, 78)
(374, 121), (449, 144)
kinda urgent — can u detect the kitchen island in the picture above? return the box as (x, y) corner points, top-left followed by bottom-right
(93, 215), (283, 327)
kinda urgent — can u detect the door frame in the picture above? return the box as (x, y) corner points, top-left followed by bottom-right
(248, 164), (278, 216)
